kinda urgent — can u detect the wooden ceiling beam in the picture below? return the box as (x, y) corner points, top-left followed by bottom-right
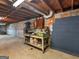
(0, 0), (11, 6)
(8, 16), (32, 23)
(12, 14), (28, 17)
(58, 0), (64, 11)
(8, 8), (40, 20)
(43, 0), (63, 12)
(74, 0), (79, 5)
(12, 11), (33, 17)
(0, 14), (7, 16)
(0, 3), (14, 17)
(10, 15), (27, 18)
(0, 3), (13, 10)
(17, 9), (34, 16)
(0, 20), (16, 23)
(9, 16), (25, 20)
(10, 14), (36, 20)
(0, 12), (8, 15)
(21, 7), (41, 16)
(27, 1), (49, 15)
(0, 9), (10, 13)
(0, 6), (10, 11)
(61, 0), (72, 8)
(9, 11), (38, 19)
(0, 0), (41, 23)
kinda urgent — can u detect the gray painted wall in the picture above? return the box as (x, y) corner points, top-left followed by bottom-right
(52, 16), (79, 54)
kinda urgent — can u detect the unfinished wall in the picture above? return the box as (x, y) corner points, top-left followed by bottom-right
(16, 21), (25, 38)
(15, 18), (35, 38)
(55, 9), (79, 18)
(6, 21), (25, 38)
(7, 23), (17, 37)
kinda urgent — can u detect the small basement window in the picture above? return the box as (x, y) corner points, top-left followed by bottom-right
(0, 23), (7, 35)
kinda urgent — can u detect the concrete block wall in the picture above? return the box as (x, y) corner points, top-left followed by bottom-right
(16, 18), (36, 38)
(55, 9), (79, 19)
(7, 21), (25, 38)
(16, 21), (25, 38)
(7, 23), (17, 37)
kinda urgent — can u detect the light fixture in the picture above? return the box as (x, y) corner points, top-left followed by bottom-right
(0, 17), (5, 20)
(27, 0), (32, 2)
(13, 0), (24, 7)
(0, 17), (7, 20)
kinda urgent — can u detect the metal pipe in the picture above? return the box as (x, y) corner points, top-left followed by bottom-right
(19, 2), (53, 19)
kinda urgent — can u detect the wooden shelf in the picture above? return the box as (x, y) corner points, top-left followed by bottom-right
(24, 34), (49, 53)
(24, 34), (48, 39)
(26, 42), (42, 49)
(26, 42), (48, 49)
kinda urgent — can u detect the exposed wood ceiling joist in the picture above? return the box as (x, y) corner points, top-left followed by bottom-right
(43, 0), (63, 13)
(0, 0), (79, 23)
(20, 7), (41, 16)
(26, 0), (49, 15)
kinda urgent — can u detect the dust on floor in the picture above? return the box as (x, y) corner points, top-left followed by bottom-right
(0, 37), (79, 59)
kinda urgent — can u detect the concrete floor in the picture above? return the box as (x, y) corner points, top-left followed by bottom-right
(0, 35), (79, 59)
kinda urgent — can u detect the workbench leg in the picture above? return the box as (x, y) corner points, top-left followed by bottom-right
(42, 50), (45, 53)
(24, 39), (26, 44)
(42, 38), (44, 53)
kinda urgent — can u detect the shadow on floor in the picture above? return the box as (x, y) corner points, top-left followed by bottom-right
(51, 47), (79, 57)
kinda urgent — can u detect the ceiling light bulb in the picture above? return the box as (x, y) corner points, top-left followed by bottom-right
(13, 0), (24, 7)
(0, 17), (4, 20)
(28, 0), (32, 2)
